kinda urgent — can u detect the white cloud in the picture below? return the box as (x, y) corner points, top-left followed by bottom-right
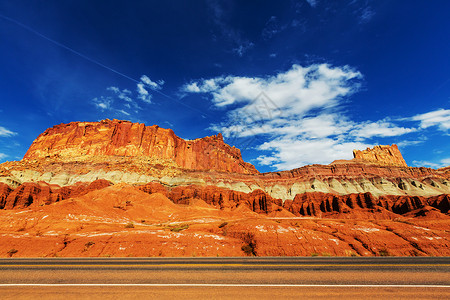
(140, 75), (163, 90)
(441, 158), (450, 166)
(0, 126), (17, 137)
(0, 153), (7, 160)
(412, 108), (450, 131)
(412, 157), (450, 169)
(183, 64), (361, 111)
(137, 83), (152, 103)
(258, 138), (370, 170)
(108, 87), (133, 102)
(92, 96), (112, 110)
(136, 75), (164, 103)
(117, 109), (130, 116)
(350, 120), (416, 139)
(183, 63), (422, 170)
(396, 139), (425, 148)
(107, 86), (119, 93)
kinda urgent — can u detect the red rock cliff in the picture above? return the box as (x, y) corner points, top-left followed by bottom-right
(23, 119), (258, 174)
(353, 144), (407, 167)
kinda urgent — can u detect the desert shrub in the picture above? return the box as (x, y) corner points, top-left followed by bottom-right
(241, 244), (255, 256)
(218, 222), (228, 228)
(83, 241), (95, 252)
(125, 222), (135, 228)
(378, 249), (390, 256)
(344, 250), (358, 257)
(7, 249), (18, 257)
(170, 224), (189, 232)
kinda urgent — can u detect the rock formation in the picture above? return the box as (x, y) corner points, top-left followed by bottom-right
(0, 119), (449, 257)
(0, 179), (112, 209)
(353, 144), (408, 167)
(24, 119), (258, 174)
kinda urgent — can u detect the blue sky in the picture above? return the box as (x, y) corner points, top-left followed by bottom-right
(0, 0), (449, 172)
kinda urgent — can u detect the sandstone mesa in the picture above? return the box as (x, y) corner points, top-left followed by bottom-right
(0, 119), (449, 257)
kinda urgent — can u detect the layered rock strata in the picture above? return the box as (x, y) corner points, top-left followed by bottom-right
(24, 119), (258, 174)
(353, 144), (407, 167)
(1, 180), (447, 219)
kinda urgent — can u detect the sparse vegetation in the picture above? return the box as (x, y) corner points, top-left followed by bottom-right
(378, 249), (390, 256)
(321, 252), (332, 256)
(83, 241), (95, 252)
(7, 248), (18, 257)
(218, 222), (228, 228)
(170, 224), (189, 232)
(241, 244), (255, 256)
(125, 222), (135, 228)
(344, 250), (358, 257)
(141, 219), (146, 223)
(394, 218), (414, 225)
(311, 252), (319, 257)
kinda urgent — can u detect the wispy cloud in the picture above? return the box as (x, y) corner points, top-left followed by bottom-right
(396, 139), (425, 148)
(305, 0), (318, 8)
(140, 75), (164, 90)
(92, 74), (163, 115)
(92, 96), (112, 110)
(411, 108), (450, 131)
(350, 120), (416, 140)
(0, 126), (17, 137)
(0, 153), (7, 160)
(136, 75), (164, 103)
(107, 87), (132, 102)
(262, 16), (287, 40)
(412, 157), (450, 169)
(137, 83), (152, 103)
(117, 109), (130, 116)
(207, 0), (254, 56)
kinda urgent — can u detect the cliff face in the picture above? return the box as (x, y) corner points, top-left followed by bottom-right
(1, 120), (449, 258)
(23, 119), (258, 174)
(353, 144), (407, 167)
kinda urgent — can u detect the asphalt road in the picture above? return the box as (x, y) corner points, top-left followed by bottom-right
(0, 257), (449, 299)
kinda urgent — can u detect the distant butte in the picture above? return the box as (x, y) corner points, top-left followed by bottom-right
(353, 144), (408, 167)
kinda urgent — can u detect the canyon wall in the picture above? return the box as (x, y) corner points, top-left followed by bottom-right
(23, 119), (258, 174)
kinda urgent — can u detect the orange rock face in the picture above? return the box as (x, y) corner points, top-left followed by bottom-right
(353, 144), (407, 167)
(0, 183), (449, 258)
(23, 119), (258, 174)
(1, 120), (449, 258)
(1, 179), (112, 209)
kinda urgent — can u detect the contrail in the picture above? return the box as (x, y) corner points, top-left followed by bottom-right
(0, 13), (209, 117)
(0, 13), (139, 84)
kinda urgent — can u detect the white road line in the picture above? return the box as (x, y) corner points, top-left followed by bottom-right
(0, 284), (449, 288)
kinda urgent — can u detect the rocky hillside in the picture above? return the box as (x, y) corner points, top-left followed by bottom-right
(0, 119), (449, 257)
(24, 119), (258, 174)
